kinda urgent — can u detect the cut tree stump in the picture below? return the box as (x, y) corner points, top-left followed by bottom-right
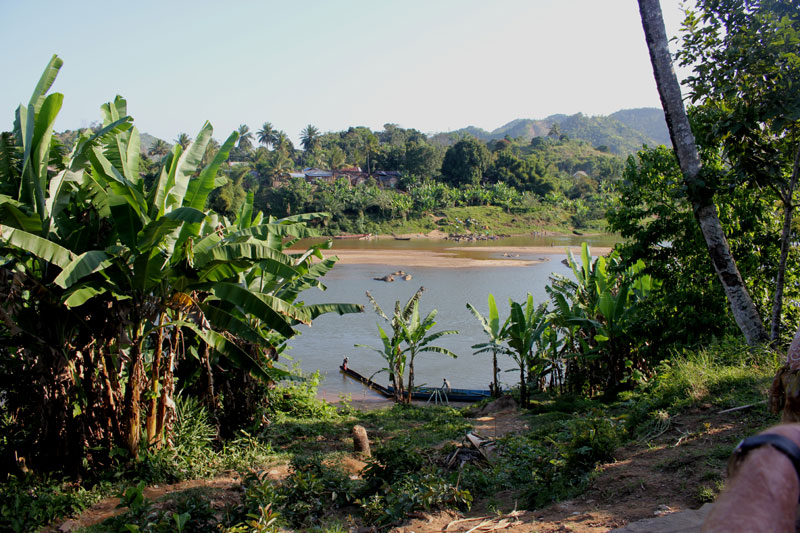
(352, 425), (371, 457)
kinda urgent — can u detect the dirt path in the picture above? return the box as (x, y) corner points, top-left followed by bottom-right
(395, 406), (763, 532)
(55, 405), (760, 532)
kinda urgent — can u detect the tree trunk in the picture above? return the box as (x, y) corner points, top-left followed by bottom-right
(638, 0), (769, 347)
(492, 349), (500, 398)
(771, 143), (800, 343)
(145, 316), (165, 446)
(202, 341), (215, 409)
(156, 328), (178, 446)
(519, 364), (527, 408)
(122, 340), (144, 459)
(407, 357), (415, 404)
(352, 425), (371, 457)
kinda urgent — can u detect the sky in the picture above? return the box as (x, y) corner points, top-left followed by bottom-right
(0, 0), (689, 145)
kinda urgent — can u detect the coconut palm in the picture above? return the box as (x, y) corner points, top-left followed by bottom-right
(237, 124), (253, 152)
(300, 124), (319, 152)
(150, 138), (170, 157)
(257, 122), (276, 149)
(175, 132), (191, 149)
(324, 146), (346, 173)
(274, 131), (293, 154)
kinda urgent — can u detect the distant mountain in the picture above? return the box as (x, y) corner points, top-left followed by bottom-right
(432, 108), (669, 155)
(609, 108), (670, 147)
(140, 132), (169, 154)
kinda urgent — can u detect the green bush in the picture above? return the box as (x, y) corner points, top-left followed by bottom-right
(0, 475), (106, 532)
(278, 454), (358, 527)
(563, 411), (621, 471)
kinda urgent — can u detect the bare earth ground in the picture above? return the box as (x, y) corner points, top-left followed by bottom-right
(54, 403), (764, 532)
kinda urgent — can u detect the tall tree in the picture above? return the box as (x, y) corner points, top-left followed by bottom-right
(237, 124), (253, 152)
(637, 0), (768, 346)
(440, 137), (491, 187)
(273, 130), (292, 154)
(175, 132), (191, 149)
(257, 121), (276, 149)
(677, 0), (800, 343)
(324, 146), (346, 173)
(150, 138), (169, 157)
(300, 124), (320, 152)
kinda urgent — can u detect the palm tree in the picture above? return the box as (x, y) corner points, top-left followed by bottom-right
(467, 294), (509, 397)
(175, 132), (191, 149)
(324, 146), (346, 174)
(273, 131), (292, 154)
(150, 138), (170, 157)
(257, 122), (276, 149)
(237, 124), (253, 152)
(300, 124), (319, 152)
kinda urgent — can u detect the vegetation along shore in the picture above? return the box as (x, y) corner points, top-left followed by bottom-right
(2, 1), (800, 531)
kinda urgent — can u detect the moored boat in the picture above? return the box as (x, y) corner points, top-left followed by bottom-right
(339, 365), (491, 402)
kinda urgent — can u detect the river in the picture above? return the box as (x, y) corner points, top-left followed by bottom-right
(286, 234), (618, 400)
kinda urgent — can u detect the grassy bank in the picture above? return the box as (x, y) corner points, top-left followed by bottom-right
(336, 204), (609, 237)
(4, 338), (780, 532)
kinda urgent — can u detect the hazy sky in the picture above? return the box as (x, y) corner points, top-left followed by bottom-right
(0, 1), (689, 144)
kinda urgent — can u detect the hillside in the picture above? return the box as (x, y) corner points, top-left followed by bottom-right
(433, 107), (669, 155)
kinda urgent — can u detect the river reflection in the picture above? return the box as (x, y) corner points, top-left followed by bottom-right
(286, 235), (615, 399)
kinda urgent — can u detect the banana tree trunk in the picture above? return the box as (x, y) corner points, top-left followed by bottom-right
(122, 339), (144, 458)
(407, 358), (415, 404)
(145, 315), (165, 446)
(155, 343), (176, 445)
(492, 349), (500, 398)
(99, 346), (121, 442)
(202, 341), (215, 408)
(771, 143), (800, 343)
(638, 0), (768, 347)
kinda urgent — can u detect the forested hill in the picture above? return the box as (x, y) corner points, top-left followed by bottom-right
(433, 107), (669, 155)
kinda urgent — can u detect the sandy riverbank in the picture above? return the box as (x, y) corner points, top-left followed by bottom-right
(322, 244), (613, 268)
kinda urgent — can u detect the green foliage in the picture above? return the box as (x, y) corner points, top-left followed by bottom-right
(361, 439), (425, 490)
(608, 145), (795, 349)
(359, 288), (456, 403)
(360, 471), (472, 526)
(458, 409), (623, 510)
(546, 243), (660, 395)
(441, 137), (491, 187)
(0, 58), (361, 476)
(278, 455), (358, 527)
(0, 476), (108, 533)
(263, 370), (340, 421)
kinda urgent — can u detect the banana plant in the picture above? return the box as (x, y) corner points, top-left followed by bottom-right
(467, 294), (509, 397)
(0, 57), (362, 467)
(398, 298), (457, 403)
(547, 243), (659, 394)
(504, 294), (549, 408)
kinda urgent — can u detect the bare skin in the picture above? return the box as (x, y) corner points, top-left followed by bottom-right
(703, 424), (800, 532)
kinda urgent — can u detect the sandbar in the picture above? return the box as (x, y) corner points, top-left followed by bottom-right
(322, 245), (613, 268)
